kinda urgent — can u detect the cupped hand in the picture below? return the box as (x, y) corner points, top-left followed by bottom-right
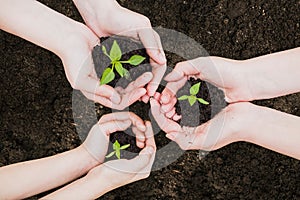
(82, 112), (149, 164)
(86, 121), (156, 195)
(160, 56), (253, 112)
(73, 0), (167, 97)
(151, 97), (254, 151)
(61, 24), (153, 110)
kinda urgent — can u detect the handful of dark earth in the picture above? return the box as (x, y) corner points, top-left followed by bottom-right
(92, 37), (226, 160)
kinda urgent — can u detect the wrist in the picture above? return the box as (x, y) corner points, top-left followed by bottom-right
(76, 145), (100, 170)
(72, 0), (119, 24)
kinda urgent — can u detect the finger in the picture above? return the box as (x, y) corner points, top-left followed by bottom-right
(125, 72), (153, 92)
(150, 98), (182, 133)
(81, 91), (114, 108)
(161, 97), (177, 113)
(81, 76), (121, 104)
(154, 92), (161, 101)
(165, 107), (176, 119)
(120, 88), (147, 109)
(160, 77), (187, 104)
(141, 94), (150, 103)
(164, 61), (200, 82)
(132, 126), (145, 148)
(99, 112), (146, 132)
(138, 29), (166, 65)
(144, 121), (156, 150)
(172, 114), (182, 121)
(147, 59), (167, 96)
(100, 120), (132, 136)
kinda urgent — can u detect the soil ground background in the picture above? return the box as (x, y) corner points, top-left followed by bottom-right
(0, 0), (300, 199)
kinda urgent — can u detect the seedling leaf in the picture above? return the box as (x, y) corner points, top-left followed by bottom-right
(123, 68), (131, 80)
(190, 83), (201, 95)
(113, 140), (120, 150)
(105, 151), (116, 158)
(127, 55), (145, 66)
(178, 95), (189, 100)
(188, 96), (197, 106)
(197, 98), (209, 105)
(116, 150), (121, 159)
(102, 45), (110, 58)
(100, 68), (115, 85)
(115, 62), (124, 77)
(110, 40), (122, 61)
(120, 144), (130, 150)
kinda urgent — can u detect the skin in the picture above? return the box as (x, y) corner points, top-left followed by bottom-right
(72, 0), (167, 98)
(0, 0), (166, 110)
(152, 48), (300, 160)
(0, 113), (156, 199)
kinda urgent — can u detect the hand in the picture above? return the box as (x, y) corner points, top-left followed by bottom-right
(160, 56), (253, 112)
(45, 122), (156, 199)
(61, 27), (153, 110)
(73, 0), (167, 97)
(90, 122), (156, 194)
(151, 97), (254, 151)
(82, 112), (148, 164)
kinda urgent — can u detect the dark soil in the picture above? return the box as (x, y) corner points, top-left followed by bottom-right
(0, 0), (299, 199)
(92, 36), (152, 158)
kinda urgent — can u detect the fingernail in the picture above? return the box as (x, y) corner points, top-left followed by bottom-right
(166, 134), (174, 140)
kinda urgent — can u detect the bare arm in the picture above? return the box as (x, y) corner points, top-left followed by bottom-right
(242, 104), (300, 160)
(0, 0), (93, 58)
(0, 146), (98, 199)
(244, 47), (300, 100)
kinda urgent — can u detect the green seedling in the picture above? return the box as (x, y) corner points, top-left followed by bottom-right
(105, 140), (130, 159)
(178, 82), (209, 106)
(100, 40), (146, 85)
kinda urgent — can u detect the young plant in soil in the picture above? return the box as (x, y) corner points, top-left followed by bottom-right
(100, 40), (146, 85)
(178, 82), (209, 106)
(106, 140), (130, 159)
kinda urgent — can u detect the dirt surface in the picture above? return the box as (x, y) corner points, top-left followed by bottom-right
(0, 0), (300, 199)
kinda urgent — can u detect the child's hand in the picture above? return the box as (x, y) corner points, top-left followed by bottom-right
(150, 98), (254, 151)
(82, 112), (148, 164)
(160, 57), (252, 112)
(73, 0), (167, 97)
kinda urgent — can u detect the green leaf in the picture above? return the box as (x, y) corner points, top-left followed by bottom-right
(115, 62), (124, 77)
(120, 144), (130, 150)
(116, 150), (121, 159)
(105, 151), (116, 158)
(178, 95), (189, 100)
(102, 45), (109, 58)
(190, 82), (201, 95)
(113, 140), (120, 150)
(110, 40), (122, 61)
(123, 68), (131, 80)
(197, 98), (209, 105)
(100, 68), (115, 85)
(188, 96), (197, 106)
(127, 55), (145, 66)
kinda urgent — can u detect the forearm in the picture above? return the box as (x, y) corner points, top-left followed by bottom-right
(0, 146), (99, 199)
(242, 104), (300, 160)
(0, 0), (86, 58)
(42, 167), (110, 199)
(244, 48), (300, 100)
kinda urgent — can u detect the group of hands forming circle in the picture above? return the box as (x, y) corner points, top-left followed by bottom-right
(2, 0), (299, 198)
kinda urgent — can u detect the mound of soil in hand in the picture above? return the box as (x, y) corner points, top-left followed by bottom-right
(92, 37), (226, 159)
(92, 37), (152, 159)
(1, 0), (299, 199)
